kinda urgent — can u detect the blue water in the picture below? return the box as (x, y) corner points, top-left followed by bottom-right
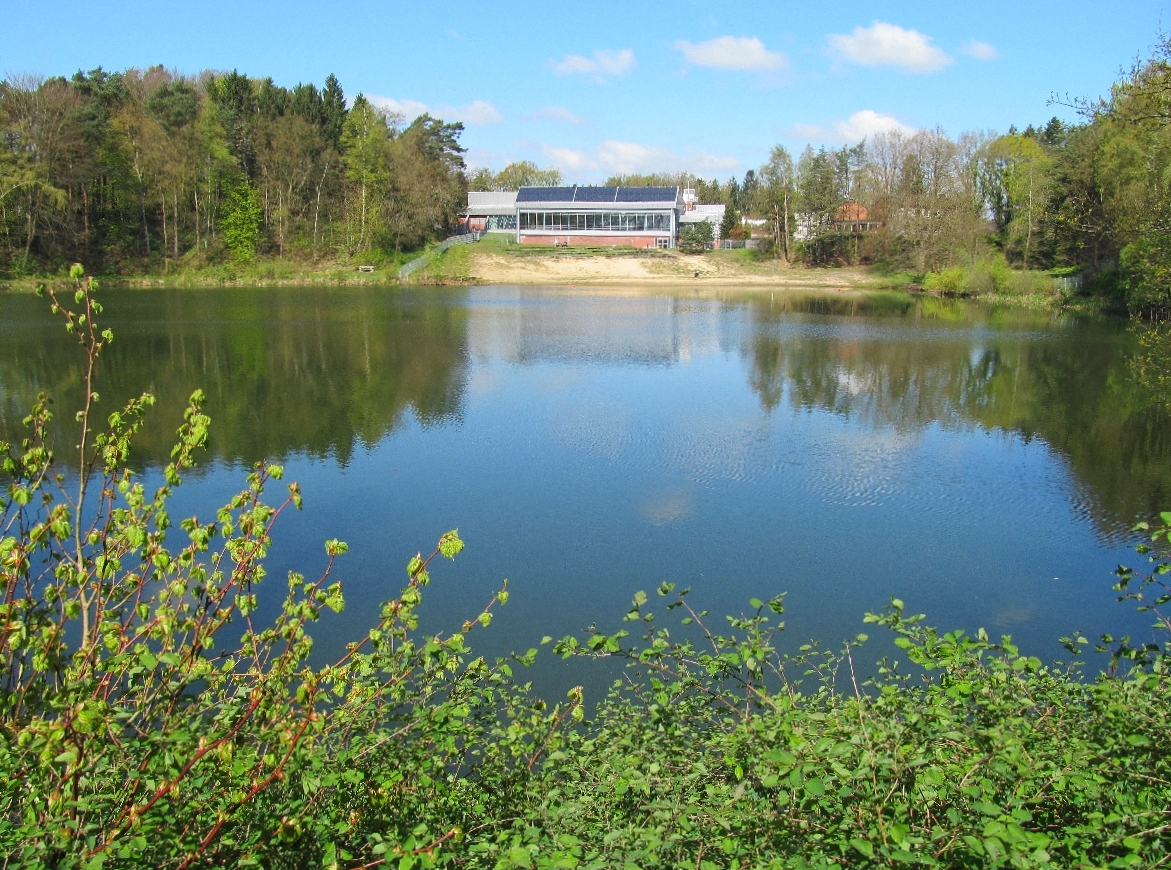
(2, 285), (1166, 698)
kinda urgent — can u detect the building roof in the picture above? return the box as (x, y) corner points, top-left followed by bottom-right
(466, 190), (518, 216)
(516, 185), (679, 206)
(834, 202), (869, 222)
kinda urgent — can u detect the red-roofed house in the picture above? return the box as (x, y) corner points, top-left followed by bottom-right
(833, 203), (880, 233)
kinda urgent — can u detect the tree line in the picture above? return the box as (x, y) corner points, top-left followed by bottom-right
(0, 66), (469, 275)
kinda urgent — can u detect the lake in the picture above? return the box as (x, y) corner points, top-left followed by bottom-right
(2, 285), (1168, 696)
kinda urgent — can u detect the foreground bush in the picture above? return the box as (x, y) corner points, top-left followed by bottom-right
(2, 268), (1170, 868)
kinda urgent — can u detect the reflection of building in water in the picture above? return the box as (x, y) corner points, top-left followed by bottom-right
(466, 290), (725, 367)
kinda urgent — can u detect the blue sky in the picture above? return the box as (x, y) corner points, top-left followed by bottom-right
(5, 1), (1167, 182)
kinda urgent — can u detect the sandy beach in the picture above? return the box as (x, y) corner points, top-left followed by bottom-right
(453, 247), (884, 289)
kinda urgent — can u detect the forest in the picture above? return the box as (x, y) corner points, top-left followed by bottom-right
(0, 67), (468, 275)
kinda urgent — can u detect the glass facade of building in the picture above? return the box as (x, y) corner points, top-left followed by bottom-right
(519, 211), (672, 232)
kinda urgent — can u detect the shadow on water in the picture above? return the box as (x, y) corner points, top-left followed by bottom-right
(0, 286), (470, 469)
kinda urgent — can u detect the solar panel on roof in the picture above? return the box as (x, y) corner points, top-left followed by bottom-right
(573, 187), (619, 202)
(615, 186), (678, 203)
(515, 185), (679, 205)
(516, 186), (577, 203)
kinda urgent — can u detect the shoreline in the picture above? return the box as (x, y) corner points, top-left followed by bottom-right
(0, 252), (1117, 314)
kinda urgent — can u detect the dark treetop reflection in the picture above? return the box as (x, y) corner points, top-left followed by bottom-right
(0, 286), (469, 468)
(2, 285), (1167, 694)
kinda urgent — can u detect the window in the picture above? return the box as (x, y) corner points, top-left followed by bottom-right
(519, 211), (671, 232)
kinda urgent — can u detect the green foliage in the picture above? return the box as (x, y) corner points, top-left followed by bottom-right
(719, 203), (740, 241)
(923, 266), (969, 295)
(1120, 230), (1171, 316)
(678, 220), (714, 254)
(219, 182), (262, 261)
(469, 160), (560, 191)
(4, 268), (1171, 867)
(0, 66), (466, 277)
(921, 257), (1059, 298)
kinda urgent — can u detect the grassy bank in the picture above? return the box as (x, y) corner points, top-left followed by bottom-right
(2, 241), (1121, 319)
(0, 257), (406, 292)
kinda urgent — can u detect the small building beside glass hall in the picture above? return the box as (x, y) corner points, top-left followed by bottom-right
(462, 185), (725, 249)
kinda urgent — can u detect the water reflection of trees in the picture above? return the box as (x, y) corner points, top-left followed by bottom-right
(744, 296), (1171, 531)
(0, 288), (468, 468)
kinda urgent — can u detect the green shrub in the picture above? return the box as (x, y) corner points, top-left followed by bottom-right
(988, 256), (1014, 294)
(923, 266), (969, 295)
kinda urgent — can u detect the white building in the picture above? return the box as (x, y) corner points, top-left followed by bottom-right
(460, 185), (726, 249)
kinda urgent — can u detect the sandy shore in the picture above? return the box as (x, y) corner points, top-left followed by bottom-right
(460, 249), (883, 289)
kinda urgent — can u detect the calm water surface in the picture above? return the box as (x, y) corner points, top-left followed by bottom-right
(2, 285), (1169, 695)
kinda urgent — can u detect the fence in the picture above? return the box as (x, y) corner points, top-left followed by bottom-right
(398, 232), (482, 281)
(1052, 272), (1085, 294)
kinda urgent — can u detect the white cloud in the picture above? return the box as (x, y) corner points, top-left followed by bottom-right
(551, 49), (636, 78)
(451, 100), (504, 125)
(368, 95), (429, 119)
(541, 140), (739, 176)
(828, 22), (953, 73)
(793, 110), (915, 144)
(673, 36), (787, 71)
(542, 145), (596, 172)
(366, 96), (502, 125)
(528, 106), (587, 125)
(962, 40), (998, 61)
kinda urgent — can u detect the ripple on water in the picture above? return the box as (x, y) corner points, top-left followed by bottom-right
(801, 428), (916, 508)
(640, 487), (696, 526)
(660, 415), (776, 485)
(549, 400), (632, 462)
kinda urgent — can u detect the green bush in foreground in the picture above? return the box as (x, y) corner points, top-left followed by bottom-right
(2, 268), (1170, 868)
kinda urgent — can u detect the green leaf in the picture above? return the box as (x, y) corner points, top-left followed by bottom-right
(849, 838), (874, 858)
(765, 749), (797, 766)
(439, 530), (464, 558)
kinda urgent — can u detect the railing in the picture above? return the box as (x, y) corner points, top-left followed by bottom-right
(398, 232), (482, 281)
